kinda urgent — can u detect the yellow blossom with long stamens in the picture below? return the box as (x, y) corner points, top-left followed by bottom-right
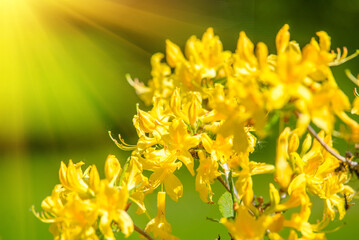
(34, 157), (135, 239)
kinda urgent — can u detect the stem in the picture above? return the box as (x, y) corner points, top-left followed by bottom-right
(118, 157), (130, 186)
(228, 171), (238, 218)
(125, 202), (132, 212)
(217, 176), (231, 193)
(125, 197), (153, 240)
(228, 172), (237, 204)
(221, 163), (240, 196)
(294, 110), (358, 168)
(206, 217), (220, 223)
(134, 224), (154, 240)
(307, 124), (358, 168)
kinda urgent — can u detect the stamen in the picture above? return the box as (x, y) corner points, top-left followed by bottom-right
(345, 69), (359, 86)
(31, 206), (56, 223)
(108, 131), (136, 151)
(330, 49), (359, 66)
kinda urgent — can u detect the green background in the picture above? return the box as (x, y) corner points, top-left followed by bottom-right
(1, 0), (359, 239)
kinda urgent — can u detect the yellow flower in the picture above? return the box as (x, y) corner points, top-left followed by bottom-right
(275, 173), (309, 212)
(337, 111), (359, 143)
(135, 106), (159, 134)
(195, 150), (220, 203)
(128, 53), (173, 105)
(145, 192), (179, 240)
(201, 132), (233, 164)
(54, 195), (99, 240)
(148, 163), (183, 201)
(276, 24), (290, 54)
(166, 39), (185, 68)
(35, 25), (359, 240)
(138, 147), (183, 201)
(291, 130), (354, 221)
(59, 160), (93, 196)
(220, 205), (272, 240)
(161, 119), (201, 175)
(352, 96), (359, 115)
(184, 27), (230, 80)
(97, 183), (134, 239)
(35, 158), (135, 239)
(168, 89), (205, 128)
(275, 127), (293, 189)
(34, 187), (98, 240)
(127, 74), (153, 106)
(284, 202), (327, 240)
(122, 156), (149, 214)
(104, 154), (122, 183)
(234, 155), (275, 207)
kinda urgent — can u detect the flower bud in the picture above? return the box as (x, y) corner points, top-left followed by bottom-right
(256, 42), (268, 69)
(64, 160), (89, 194)
(275, 127), (293, 189)
(188, 94), (201, 127)
(166, 40), (184, 68)
(269, 183), (280, 206)
(89, 165), (100, 193)
(137, 106), (157, 133)
(288, 133), (299, 153)
(105, 155), (121, 182)
(59, 161), (68, 187)
(276, 24), (290, 53)
(170, 88), (182, 116)
(316, 31), (331, 51)
(237, 31), (256, 65)
(300, 134), (312, 156)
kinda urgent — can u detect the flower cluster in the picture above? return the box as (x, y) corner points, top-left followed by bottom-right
(35, 25), (359, 239)
(126, 25), (358, 239)
(33, 156), (143, 240)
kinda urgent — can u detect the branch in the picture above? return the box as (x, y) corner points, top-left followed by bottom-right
(217, 176), (231, 193)
(306, 124), (358, 168)
(125, 199), (154, 240)
(134, 224), (154, 240)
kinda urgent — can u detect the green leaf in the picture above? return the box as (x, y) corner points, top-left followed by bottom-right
(212, 77), (227, 85)
(218, 192), (234, 218)
(264, 111), (280, 132)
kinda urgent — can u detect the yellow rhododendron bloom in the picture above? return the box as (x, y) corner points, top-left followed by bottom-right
(221, 205), (272, 240)
(161, 119), (201, 175)
(195, 150), (220, 203)
(36, 24), (359, 240)
(275, 127), (293, 189)
(34, 158), (135, 239)
(145, 192), (179, 240)
(97, 184), (133, 239)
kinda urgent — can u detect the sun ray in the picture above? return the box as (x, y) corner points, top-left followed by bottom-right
(0, 0), (211, 152)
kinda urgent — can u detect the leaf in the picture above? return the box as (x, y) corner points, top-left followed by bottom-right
(218, 192), (234, 218)
(212, 77), (227, 85)
(264, 111), (280, 133)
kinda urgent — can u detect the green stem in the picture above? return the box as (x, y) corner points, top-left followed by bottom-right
(228, 171), (238, 217)
(118, 157), (130, 186)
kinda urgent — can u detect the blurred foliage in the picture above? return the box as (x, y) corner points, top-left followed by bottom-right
(1, 0), (359, 239)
